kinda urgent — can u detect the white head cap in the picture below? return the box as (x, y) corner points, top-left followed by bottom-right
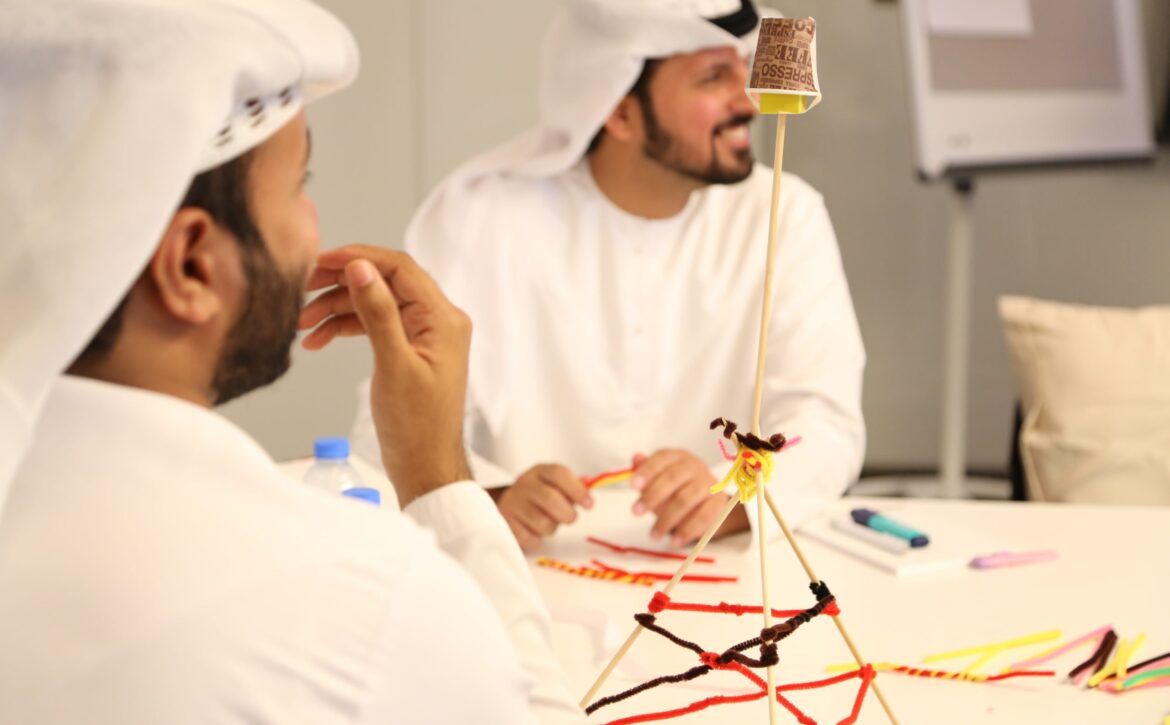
(0, 0), (359, 511)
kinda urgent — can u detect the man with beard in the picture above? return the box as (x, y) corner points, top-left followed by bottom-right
(0, 2), (582, 723)
(350, 0), (866, 551)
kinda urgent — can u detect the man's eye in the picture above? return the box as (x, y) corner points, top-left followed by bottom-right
(300, 170), (314, 188)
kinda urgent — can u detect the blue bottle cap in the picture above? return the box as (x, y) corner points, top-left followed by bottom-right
(313, 436), (350, 460)
(342, 487), (381, 506)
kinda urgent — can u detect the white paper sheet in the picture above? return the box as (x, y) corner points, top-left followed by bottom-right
(927, 0), (1034, 37)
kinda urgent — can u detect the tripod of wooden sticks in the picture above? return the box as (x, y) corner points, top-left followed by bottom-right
(579, 116), (900, 725)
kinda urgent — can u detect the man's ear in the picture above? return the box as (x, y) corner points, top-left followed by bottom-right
(148, 208), (241, 326)
(600, 94), (645, 144)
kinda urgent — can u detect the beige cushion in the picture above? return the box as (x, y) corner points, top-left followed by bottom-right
(999, 295), (1170, 505)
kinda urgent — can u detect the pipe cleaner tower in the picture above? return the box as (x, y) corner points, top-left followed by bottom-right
(579, 18), (901, 725)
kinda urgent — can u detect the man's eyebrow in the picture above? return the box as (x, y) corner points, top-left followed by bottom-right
(698, 57), (736, 74)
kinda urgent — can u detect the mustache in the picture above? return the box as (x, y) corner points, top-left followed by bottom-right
(714, 114), (754, 134)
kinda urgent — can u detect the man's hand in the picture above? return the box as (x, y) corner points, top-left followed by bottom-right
(492, 464), (593, 552)
(632, 449), (749, 546)
(299, 245), (471, 507)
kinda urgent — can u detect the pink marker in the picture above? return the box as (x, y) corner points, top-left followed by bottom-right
(970, 550), (1059, 569)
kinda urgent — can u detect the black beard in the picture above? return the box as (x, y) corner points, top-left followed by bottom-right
(210, 243), (304, 406)
(642, 104), (755, 185)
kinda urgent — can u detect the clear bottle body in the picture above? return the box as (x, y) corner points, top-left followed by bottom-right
(302, 458), (364, 494)
(304, 437), (380, 506)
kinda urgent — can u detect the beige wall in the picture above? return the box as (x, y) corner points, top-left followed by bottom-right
(771, 0), (1170, 470)
(222, 0), (1170, 474)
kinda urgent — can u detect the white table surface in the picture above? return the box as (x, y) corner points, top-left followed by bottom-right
(531, 490), (1170, 724)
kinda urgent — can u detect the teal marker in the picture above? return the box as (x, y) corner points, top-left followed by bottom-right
(850, 508), (929, 548)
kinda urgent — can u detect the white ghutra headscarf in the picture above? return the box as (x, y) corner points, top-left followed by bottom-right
(0, 0), (359, 515)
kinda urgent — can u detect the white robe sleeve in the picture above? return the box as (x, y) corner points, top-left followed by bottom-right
(348, 378), (581, 721)
(748, 189), (866, 536)
(404, 483), (586, 725)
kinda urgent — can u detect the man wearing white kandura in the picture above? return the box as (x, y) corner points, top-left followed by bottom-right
(0, 2), (583, 723)
(351, 0), (866, 552)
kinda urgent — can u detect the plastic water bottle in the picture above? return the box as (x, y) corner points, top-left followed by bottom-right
(303, 437), (381, 506)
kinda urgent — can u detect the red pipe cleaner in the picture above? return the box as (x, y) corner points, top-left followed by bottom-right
(775, 667), (875, 725)
(648, 591), (841, 617)
(592, 581), (865, 725)
(603, 691), (767, 725)
(601, 667), (875, 725)
(587, 536), (716, 564)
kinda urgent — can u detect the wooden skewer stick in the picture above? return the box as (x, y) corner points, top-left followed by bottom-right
(751, 119), (786, 435)
(763, 487), (901, 725)
(755, 468), (779, 725)
(579, 494), (741, 709)
(753, 116), (898, 724)
(747, 114), (789, 725)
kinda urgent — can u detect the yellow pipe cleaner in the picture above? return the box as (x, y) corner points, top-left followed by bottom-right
(536, 556), (656, 587)
(710, 445), (773, 503)
(1087, 633), (1146, 688)
(922, 629), (1061, 674)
